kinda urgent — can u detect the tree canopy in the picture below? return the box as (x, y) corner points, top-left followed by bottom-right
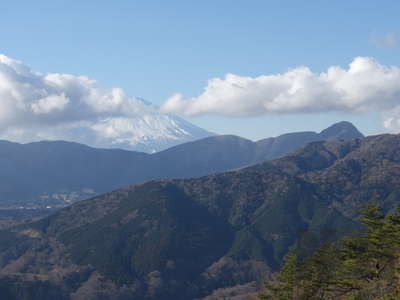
(258, 204), (400, 300)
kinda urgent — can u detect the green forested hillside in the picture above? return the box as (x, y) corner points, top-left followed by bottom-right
(0, 133), (398, 300)
(258, 204), (400, 300)
(0, 121), (362, 210)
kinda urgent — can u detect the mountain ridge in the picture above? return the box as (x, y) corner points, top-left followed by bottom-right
(0, 121), (363, 211)
(0, 119), (362, 213)
(2, 132), (398, 300)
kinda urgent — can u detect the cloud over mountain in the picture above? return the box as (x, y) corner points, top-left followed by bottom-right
(161, 57), (400, 132)
(0, 55), (211, 151)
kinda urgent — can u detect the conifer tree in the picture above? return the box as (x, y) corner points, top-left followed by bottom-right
(257, 204), (400, 300)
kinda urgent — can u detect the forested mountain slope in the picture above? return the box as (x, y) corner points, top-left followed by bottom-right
(0, 133), (398, 300)
(0, 121), (362, 209)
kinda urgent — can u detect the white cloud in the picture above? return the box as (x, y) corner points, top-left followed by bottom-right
(382, 107), (400, 132)
(2, 54), (400, 147)
(0, 54), (172, 147)
(161, 57), (400, 132)
(31, 94), (69, 114)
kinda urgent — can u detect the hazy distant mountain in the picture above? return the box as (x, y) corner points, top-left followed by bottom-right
(0, 121), (363, 210)
(0, 133), (398, 300)
(84, 104), (215, 153)
(254, 121), (364, 161)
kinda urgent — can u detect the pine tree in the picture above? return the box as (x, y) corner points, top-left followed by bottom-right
(259, 250), (300, 300)
(257, 204), (400, 300)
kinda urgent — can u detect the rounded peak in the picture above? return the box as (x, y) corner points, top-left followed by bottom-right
(206, 134), (253, 144)
(319, 121), (364, 139)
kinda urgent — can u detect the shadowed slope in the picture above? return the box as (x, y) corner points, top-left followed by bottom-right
(2, 133), (399, 300)
(0, 121), (363, 210)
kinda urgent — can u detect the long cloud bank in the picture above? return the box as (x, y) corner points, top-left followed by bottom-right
(161, 57), (400, 131)
(0, 54), (176, 147)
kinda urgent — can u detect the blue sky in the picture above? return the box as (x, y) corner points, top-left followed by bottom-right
(1, 1), (400, 139)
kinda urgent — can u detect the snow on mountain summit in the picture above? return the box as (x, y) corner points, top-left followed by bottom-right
(88, 104), (214, 152)
(0, 55), (213, 153)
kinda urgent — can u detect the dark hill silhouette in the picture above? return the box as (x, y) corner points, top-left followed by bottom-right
(2, 132), (398, 300)
(0, 121), (363, 209)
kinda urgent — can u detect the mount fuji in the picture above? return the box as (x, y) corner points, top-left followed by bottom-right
(0, 55), (214, 153)
(83, 98), (215, 153)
